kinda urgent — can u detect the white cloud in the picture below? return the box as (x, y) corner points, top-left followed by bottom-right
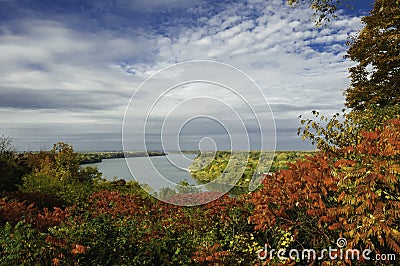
(0, 0), (364, 150)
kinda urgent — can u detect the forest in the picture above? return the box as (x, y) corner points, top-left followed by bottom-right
(0, 0), (399, 265)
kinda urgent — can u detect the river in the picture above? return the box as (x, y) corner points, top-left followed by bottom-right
(84, 153), (199, 190)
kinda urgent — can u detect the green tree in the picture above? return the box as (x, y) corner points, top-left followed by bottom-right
(21, 142), (101, 204)
(345, 0), (400, 111)
(51, 142), (80, 181)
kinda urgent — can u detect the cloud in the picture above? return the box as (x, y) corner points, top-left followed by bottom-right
(0, 86), (124, 110)
(0, 0), (366, 150)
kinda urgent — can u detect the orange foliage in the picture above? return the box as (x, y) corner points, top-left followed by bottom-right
(192, 243), (230, 265)
(250, 118), (400, 263)
(327, 119), (400, 255)
(88, 190), (150, 219)
(250, 152), (337, 233)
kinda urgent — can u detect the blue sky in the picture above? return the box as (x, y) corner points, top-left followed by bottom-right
(0, 0), (374, 151)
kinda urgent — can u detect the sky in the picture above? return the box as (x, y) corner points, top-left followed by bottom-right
(0, 0), (374, 151)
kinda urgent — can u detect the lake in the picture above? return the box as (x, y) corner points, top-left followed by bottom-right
(84, 153), (200, 190)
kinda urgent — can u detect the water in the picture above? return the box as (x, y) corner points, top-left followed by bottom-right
(84, 153), (199, 190)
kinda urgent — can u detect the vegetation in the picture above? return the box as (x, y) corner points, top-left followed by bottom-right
(0, 141), (261, 264)
(345, 0), (400, 111)
(189, 150), (314, 187)
(0, 0), (399, 265)
(287, 0), (341, 25)
(0, 135), (31, 192)
(79, 151), (166, 164)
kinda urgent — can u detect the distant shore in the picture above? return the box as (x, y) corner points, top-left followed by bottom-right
(79, 151), (167, 164)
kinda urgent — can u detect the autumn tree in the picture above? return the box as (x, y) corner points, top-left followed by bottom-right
(21, 142), (101, 204)
(259, 0), (400, 262)
(345, 0), (400, 111)
(298, 1), (400, 152)
(327, 119), (400, 257)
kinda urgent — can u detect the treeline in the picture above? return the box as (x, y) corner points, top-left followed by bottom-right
(78, 151), (166, 164)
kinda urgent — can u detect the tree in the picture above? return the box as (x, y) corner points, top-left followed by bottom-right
(51, 142), (80, 181)
(21, 142), (101, 204)
(282, 0), (400, 260)
(345, 0), (400, 111)
(289, 0), (399, 110)
(298, 0), (400, 151)
(0, 135), (16, 191)
(0, 136), (26, 192)
(327, 119), (400, 256)
(0, 135), (15, 162)
(287, 0), (341, 25)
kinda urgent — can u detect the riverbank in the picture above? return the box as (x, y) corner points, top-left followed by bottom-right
(79, 151), (167, 164)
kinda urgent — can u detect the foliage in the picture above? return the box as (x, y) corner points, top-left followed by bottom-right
(345, 0), (400, 111)
(298, 110), (359, 153)
(249, 152), (339, 264)
(0, 221), (53, 266)
(327, 119), (400, 256)
(269, 151), (314, 172)
(19, 142), (103, 205)
(167, 191), (224, 206)
(1, 191), (65, 210)
(157, 186), (177, 201)
(0, 136), (30, 192)
(0, 196), (68, 231)
(0, 178), (266, 265)
(298, 104), (400, 153)
(95, 179), (155, 201)
(189, 151), (249, 186)
(190, 150), (312, 187)
(287, 0), (343, 25)
(251, 120), (400, 263)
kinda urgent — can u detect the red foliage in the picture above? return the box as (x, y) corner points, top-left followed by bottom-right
(88, 190), (151, 219)
(250, 152), (337, 232)
(36, 207), (68, 231)
(0, 198), (36, 225)
(167, 191), (225, 206)
(250, 119), (400, 261)
(0, 197), (68, 231)
(1, 191), (65, 209)
(327, 119), (400, 255)
(192, 243), (230, 265)
(205, 194), (242, 223)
